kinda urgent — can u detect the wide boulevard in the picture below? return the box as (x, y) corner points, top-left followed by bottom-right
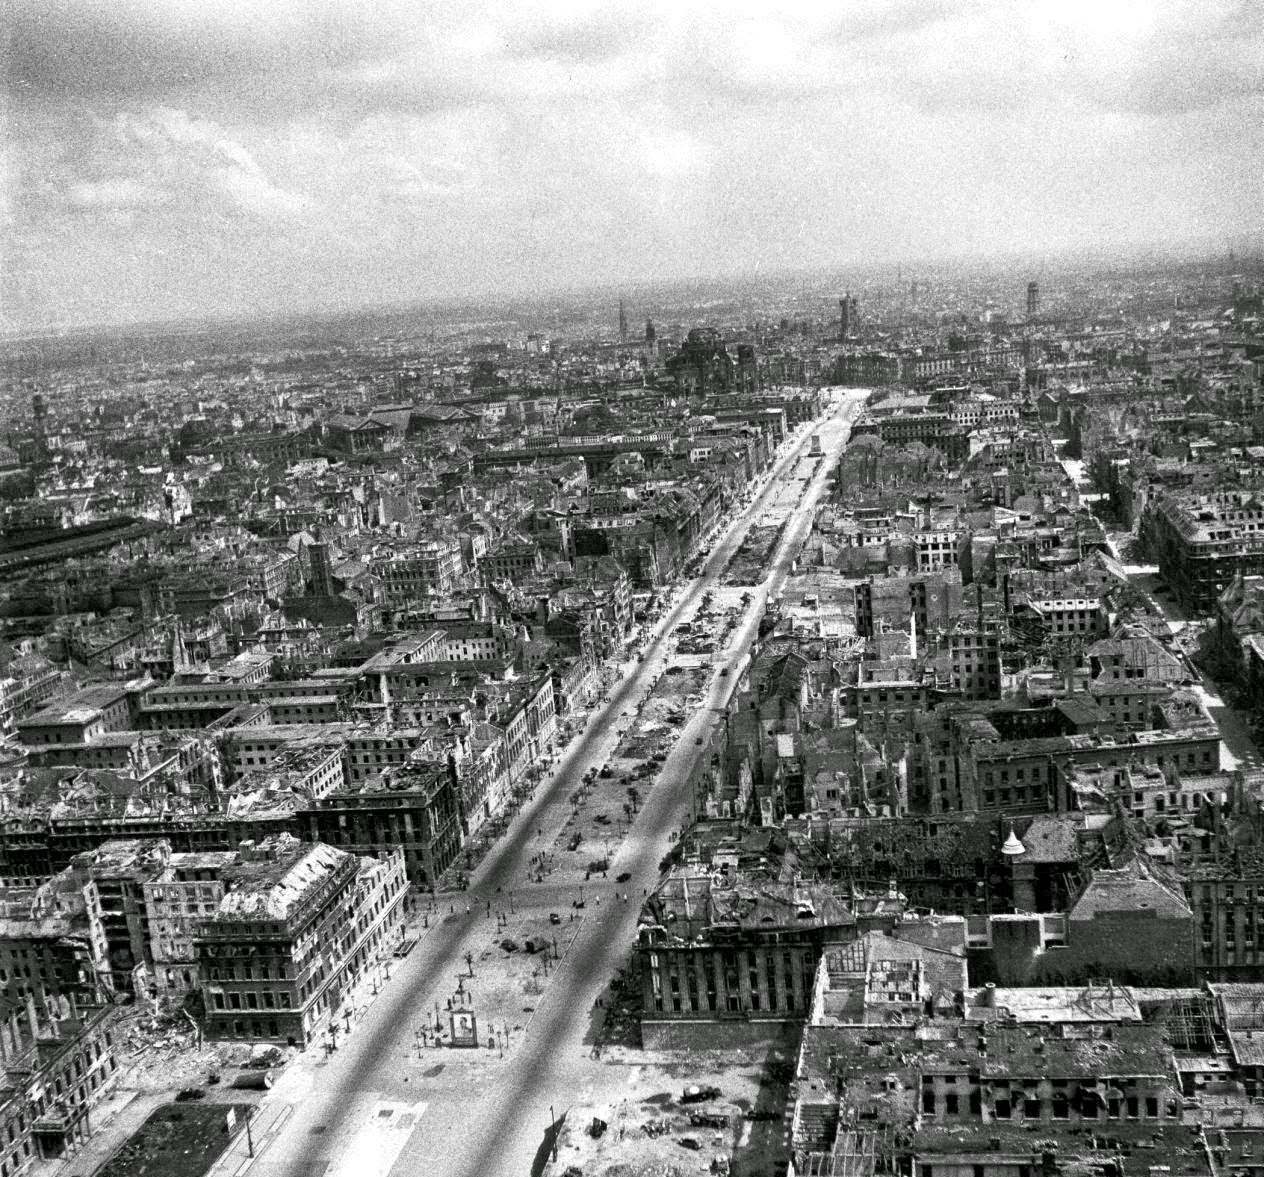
(223, 389), (869, 1177)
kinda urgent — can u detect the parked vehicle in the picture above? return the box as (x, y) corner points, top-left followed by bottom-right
(232, 1071), (273, 1091)
(689, 1111), (730, 1129)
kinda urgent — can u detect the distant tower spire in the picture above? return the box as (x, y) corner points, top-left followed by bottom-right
(31, 391), (49, 463)
(1027, 281), (1040, 319)
(618, 299), (628, 344)
(839, 292), (857, 339)
(642, 318), (659, 370)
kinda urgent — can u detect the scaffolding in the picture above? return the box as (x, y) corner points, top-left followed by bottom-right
(799, 1125), (895, 1176)
(1161, 995), (1219, 1054)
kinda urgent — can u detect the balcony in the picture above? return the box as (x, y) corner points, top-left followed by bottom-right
(34, 1100), (84, 1134)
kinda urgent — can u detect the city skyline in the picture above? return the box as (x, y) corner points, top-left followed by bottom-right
(5, 0), (1264, 332)
(1, 116), (1264, 1173)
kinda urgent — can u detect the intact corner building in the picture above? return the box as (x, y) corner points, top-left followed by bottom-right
(196, 834), (406, 1047)
(1141, 489), (1264, 612)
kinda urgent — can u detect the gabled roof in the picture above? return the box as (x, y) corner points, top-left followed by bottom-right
(1219, 573), (1264, 636)
(412, 404), (481, 423)
(761, 650), (811, 703)
(326, 413), (389, 433)
(1069, 857), (1190, 922)
(1017, 814), (1082, 864)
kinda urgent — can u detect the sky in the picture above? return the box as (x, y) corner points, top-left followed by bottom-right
(2, 0), (1263, 332)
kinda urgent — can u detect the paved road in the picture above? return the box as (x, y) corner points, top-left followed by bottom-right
(1106, 542), (1263, 776)
(232, 391), (868, 1177)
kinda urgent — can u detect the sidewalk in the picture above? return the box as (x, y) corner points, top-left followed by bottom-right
(205, 1102), (295, 1177)
(334, 897), (444, 1032)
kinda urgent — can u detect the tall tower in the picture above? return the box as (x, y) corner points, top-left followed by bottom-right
(642, 318), (658, 368)
(31, 391), (49, 464)
(840, 292), (859, 338)
(1026, 281), (1040, 318)
(618, 300), (628, 344)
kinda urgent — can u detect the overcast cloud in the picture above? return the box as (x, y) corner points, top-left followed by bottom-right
(3, 0), (1262, 330)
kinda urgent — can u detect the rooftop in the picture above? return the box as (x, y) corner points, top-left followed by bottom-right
(210, 836), (350, 924)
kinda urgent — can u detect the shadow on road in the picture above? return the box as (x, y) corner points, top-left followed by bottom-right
(587, 952), (643, 1053)
(729, 1051), (795, 1177)
(529, 1111), (567, 1177)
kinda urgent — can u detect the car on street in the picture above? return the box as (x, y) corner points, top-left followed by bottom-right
(689, 1111), (730, 1129)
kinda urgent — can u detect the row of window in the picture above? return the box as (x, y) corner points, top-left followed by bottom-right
(0, 1136), (31, 1176)
(0, 961), (67, 985)
(149, 883), (219, 901)
(215, 1016), (287, 1039)
(212, 988), (293, 1011)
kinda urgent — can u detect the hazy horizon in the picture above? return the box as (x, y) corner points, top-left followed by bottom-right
(5, 0), (1263, 334)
